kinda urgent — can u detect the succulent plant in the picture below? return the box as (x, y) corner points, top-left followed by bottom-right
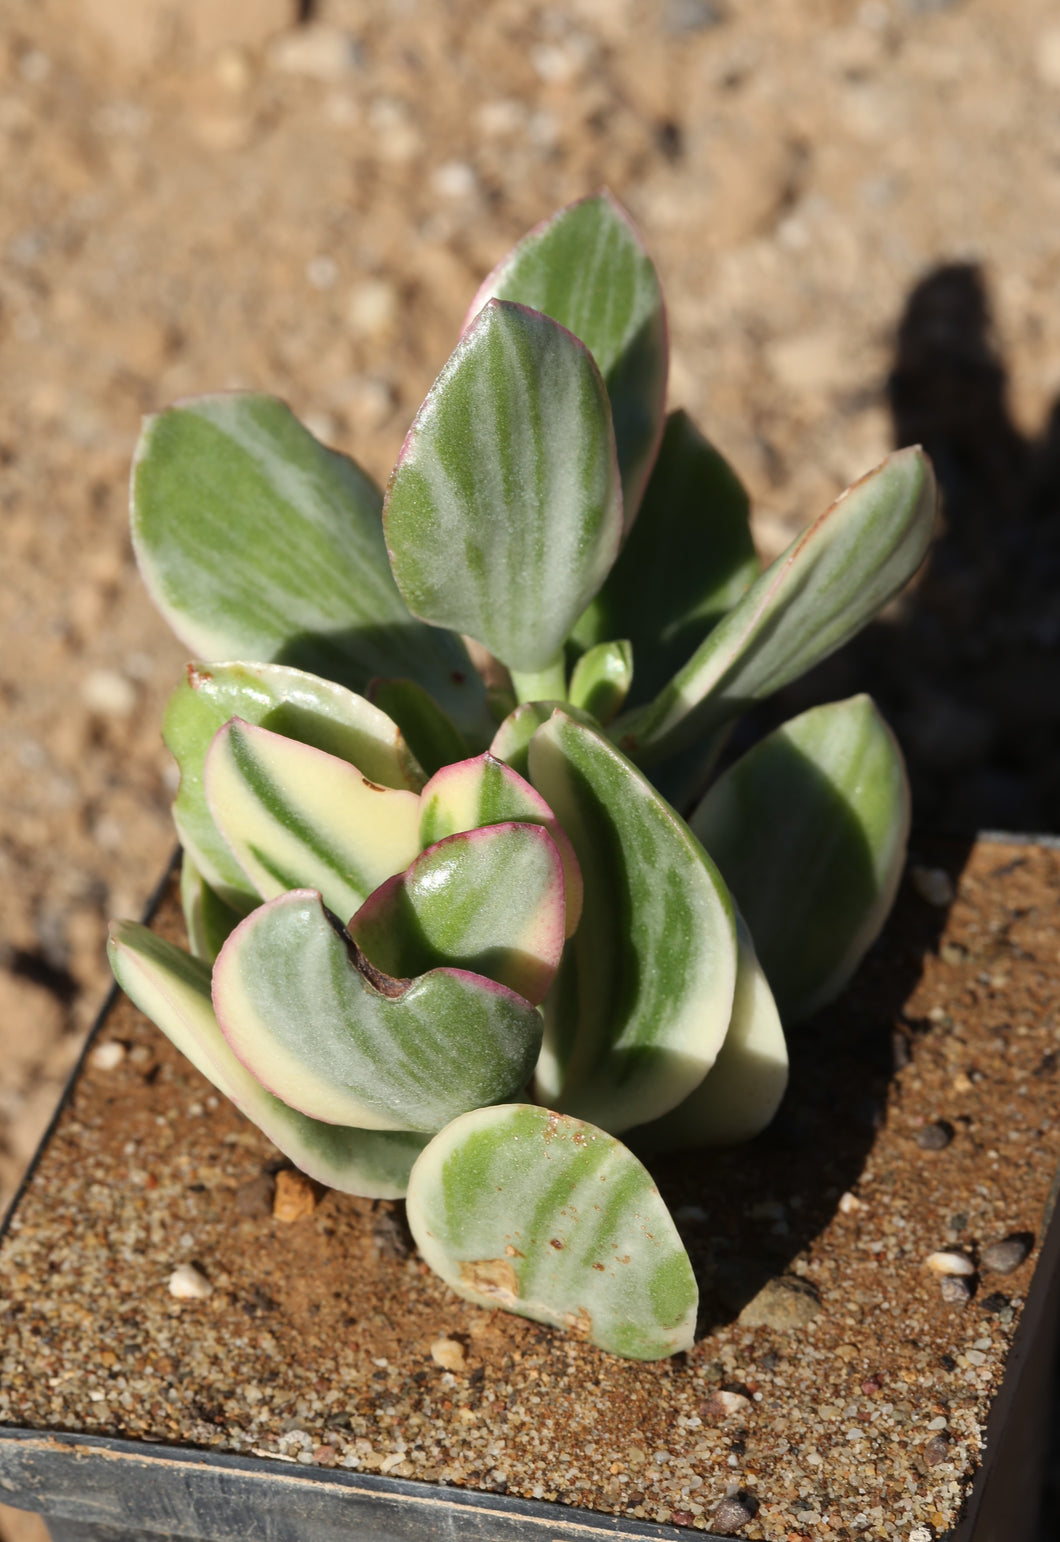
(108, 193), (935, 1361)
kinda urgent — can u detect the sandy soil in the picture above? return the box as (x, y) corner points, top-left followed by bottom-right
(2, 1), (1060, 1534)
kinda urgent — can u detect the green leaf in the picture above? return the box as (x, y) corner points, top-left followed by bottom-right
(631, 913), (787, 1152)
(406, 1104), (697, 1361)
(164, 660), (425, 907)
(419, 752), (582, 936)
(179, 849), (252, 964)
(466, 191), (667, 526)
(350, 823), (565, 1005)
(616, 448), (937, 762)
(527, 711), (737, 1132)
(573, 410), (759, 707)
(131, 393), (489, 738)
(690, 695), (910, 1023)
(568, 639), (634, 725)
(204, 719), (421, 920)
(384, 300), (622, 674)
(367, 677), (468, 777)
(107, 922), (427, 1197)
(213, 891), (543, 1132)
(489, 700), (597, 782)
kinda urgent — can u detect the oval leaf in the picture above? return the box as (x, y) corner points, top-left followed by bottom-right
(165, 660), (425, 906)
(574, 409), (759, 707)
(419, 752), (582, 936)
(132, 393), (489, 738)
(632, 913), (788, 1152)
(690, 694), (910, 1023)
(568, 639), (634, 725)
(489, 700), (597, 782)
(107, 922), (427, 1197)
(618, 448), (937, 762)
(464, 191), (667, 526)
(204, 719), (422, 919)
(350, 823), (565, 1006)
(406, 1104), (697, 1361)
(213, 890), (543, 1132)
(384, 299), (622, 674)
(528, 712), (737, 1132)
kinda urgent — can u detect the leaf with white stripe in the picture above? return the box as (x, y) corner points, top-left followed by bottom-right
(384, 300), (622, 675)
(132, 393), (489, 739)
(690, 695), (910, 1023)
(528, 711), (737, 1132)
(616, 448), (937, 762)
(213, 891), (543, 1132)
(418, 753), (582, 936)
(350, 823), (565, 1006)
(107, 922), (428, 1197)
(573, 410), (759, 708)
(489, 700), (597, 782)
(406, 1104), (697, 1361)
(165, 660), (425, 907)
(632, 912), (787, 1152)
(204, 720), (421, 920)
(464, 192), (667, 525)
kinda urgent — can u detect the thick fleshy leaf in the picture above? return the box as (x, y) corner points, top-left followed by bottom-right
(528, 711), (737, 1132)
(179, 849), (251, 964)
(384, 299), (622, 674)
(573, 410), (759, 707)
(406, 1104), (697, 1361)
(616, 448), (937, 762)
(213, 890), (543, 1132)
(367, 678), (467, 776)
(107, 922), (427, 1197)
(690, 695), (910, 1023)
(131, 393), (489, 738)
(204, 720), (421, 919)
(568, 639), (633, 725)
(464, 192), (667, 526)
(631, 914), (787, 1152)
(350, 824), (565, 1006)
(418, 753), (582, 936)
(165, 660), (425, 906)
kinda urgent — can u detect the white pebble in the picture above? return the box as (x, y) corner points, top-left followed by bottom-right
(430, 161), (477, 200)
(910, 865), (955, 907)
(89, 1041), (126, 1071)
(82, 668), (136, 717)
(346, 279), (397, 337)
(430, 1337), (466, 1372)
(838, 1191), (864, 1213)
(168, 1263), (213, 1300)
(268, 26), (361, 80)
(925, 1250), (975, 1276)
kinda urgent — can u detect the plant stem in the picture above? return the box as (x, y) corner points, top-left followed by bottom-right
(510, 654), (567, 705)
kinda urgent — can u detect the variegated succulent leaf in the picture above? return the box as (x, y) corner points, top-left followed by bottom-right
(528, 710), (738, 1132)
(164, 659), (425, 908)
(131, 392), (490, 741)
(405, 1104), (697, 1361)
(489, 700), (599, 782)
(349, 823), (566, 1006)
(691, 694), (910, 1024)
(568, 639), (634, 725)
(366, 677), (468, 776)
(419, 753), (582, 936)
(384, 299), (623, 675)
(212, 889), (543, 1132)
(179, 849), (253, 965)
(464, 191), (667, 526)
(107, 922), (427, 1197)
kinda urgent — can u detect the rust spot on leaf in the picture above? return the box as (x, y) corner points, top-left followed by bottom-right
(187, 663), (214, 689)
(360, 777), (388, 792)
(563, 1307), (592, 1338)
(549, 1237), (564, 1250)
(459, 1258), (519, 1303)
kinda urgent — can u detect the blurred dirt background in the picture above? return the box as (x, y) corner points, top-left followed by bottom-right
(2, 0), (1060, 1534)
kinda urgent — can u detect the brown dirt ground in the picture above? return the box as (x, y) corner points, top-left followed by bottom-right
(3, 0), (1060, 1535)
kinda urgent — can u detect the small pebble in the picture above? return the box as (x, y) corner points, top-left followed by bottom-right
(234, 1174), (276, 1219)
(916, 1121), (953, 1151)
(981, 1236), (1031, 1274)
(430, 1337), (466, 1372)
(738, 1276), (820, 1330)
(838, 1191), (863, 1214)
(910, 865), (955, 907)
(980, 1291), (1011, 1316)
(273, 1169), (317, 1223)
(167, 1263), (212, 1300)
(88, 1041), (125, 1071)
(923, 1432), (951, 1466)
(700, 1390), (751, 1423)
(82, 667), (136, 717)
(925, 1250), (975, 1276)
(710, 1491), (759, 1535)
(940, 1274), (972, 1305)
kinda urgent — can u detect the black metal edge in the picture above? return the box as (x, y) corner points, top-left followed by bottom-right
(0, 848), (181, 1249)
(0, 1427), (730, 1542)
